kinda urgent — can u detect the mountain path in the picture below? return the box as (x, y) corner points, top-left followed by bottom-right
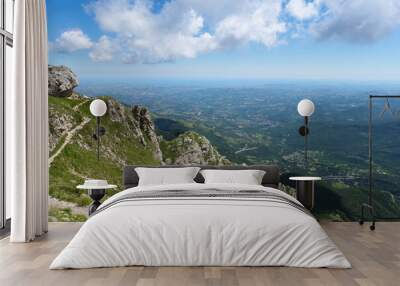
(72, 99), (89, 112)
(49, 117), (91, 165)
(48, 197), (87, 217)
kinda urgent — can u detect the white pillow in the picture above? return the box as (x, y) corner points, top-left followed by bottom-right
(135, 167), (200, 186)
(200, 169), (266, 185)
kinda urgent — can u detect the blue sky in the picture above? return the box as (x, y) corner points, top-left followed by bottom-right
(47, 0), (400, 81)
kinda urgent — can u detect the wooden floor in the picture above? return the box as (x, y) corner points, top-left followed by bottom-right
(0, 222), (399, 286)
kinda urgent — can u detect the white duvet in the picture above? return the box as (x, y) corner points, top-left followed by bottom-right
(50, 183), (351, 269)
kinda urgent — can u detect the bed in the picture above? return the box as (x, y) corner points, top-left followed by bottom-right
(50, 165), (351, 269)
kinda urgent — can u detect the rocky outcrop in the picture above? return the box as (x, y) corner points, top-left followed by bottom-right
(131, 105), (163, 161)
(103, 99), (163, 162)
(48, 65), (79, 97)
(161, 131), (230, 165)
(107, 99), (127, 123)
(49, 108), (76, 152)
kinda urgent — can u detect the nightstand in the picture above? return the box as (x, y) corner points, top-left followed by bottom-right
(77, 180), (117, 215)
(289, 177), (321, 210)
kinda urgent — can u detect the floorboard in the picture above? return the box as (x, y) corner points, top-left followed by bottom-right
(0, 222), (399, 286)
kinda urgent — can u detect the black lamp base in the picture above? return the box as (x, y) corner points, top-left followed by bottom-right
(88, 189), (106, 215)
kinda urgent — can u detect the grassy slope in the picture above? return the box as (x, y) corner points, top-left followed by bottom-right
(49, 95), (161, 214)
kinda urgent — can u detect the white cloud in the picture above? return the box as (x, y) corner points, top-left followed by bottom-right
(216, 1), (286, 47)
(312, 0), (400, 42)
(59, 0), (400, 64)
(85, 0), (216, 63)
(85, 0), (287, 63)
(287, 0), (320, 21)
(89, 36), (114, 62)
(52, 29), (93, 53)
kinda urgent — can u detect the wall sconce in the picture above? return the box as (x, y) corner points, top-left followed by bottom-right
(89, 99), (107, 160)
(297, 99), (315, 172)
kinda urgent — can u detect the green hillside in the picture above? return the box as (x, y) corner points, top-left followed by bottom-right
(49, 95), (163, 220)
(48, 93), (228, 221)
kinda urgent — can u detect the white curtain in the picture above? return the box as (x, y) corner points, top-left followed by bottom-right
(7, 0), (49, 242)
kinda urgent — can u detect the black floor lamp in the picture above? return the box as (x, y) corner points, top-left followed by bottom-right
(360, 95), (400, 231)
(89, 99), (107, 160)
(297, 99), (315, 173)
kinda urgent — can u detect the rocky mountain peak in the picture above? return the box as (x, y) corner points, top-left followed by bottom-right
(107, 98), (127, 123)
(48, 65), (79, 97)
(161, 131), (230, 165)
(130, 105), (163, 161)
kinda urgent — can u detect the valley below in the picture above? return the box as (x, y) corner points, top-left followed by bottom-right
(77, 78), (400, 221)
(48, 66), (400, 221)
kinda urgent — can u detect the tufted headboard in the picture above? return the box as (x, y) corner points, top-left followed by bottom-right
(123, 165), (280, 189)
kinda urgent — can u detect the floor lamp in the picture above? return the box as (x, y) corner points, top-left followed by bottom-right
(360, 95), (400, 231)
(297, 99), (315, 173)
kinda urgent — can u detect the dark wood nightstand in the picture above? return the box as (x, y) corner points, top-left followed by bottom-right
(289, 176), (321, 210)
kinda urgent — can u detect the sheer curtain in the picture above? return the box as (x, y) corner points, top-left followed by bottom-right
(7, 0), (48, 242)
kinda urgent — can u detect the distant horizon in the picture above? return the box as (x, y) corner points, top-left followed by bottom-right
(77, 76), (400, 86)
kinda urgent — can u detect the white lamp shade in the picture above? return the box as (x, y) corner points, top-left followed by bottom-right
(90, 99), (107, 117)
(297, 99), (315, 117)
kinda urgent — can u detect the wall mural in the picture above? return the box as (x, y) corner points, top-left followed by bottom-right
(47, 0), (400, 222)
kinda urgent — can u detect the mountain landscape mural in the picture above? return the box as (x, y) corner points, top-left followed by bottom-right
(47, 0), (400, 221)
